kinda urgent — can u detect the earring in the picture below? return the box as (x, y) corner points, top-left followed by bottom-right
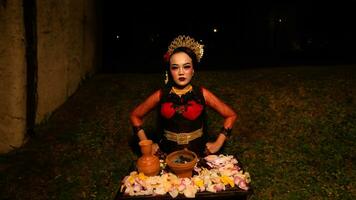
(164, 70), (169, 84)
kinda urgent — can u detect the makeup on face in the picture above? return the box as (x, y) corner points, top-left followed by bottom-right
(169, 52), (194, 87)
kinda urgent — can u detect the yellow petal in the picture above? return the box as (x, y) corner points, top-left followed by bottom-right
(138, 172), (147, 180)
(194, 179), (204, 187)
(220, 175), (234, 187)
(128, 176), (135, 184)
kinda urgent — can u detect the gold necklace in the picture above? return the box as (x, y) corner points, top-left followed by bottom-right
(171, 85), (192, 96)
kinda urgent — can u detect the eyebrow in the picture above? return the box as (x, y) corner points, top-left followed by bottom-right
(171, 62), (192, 66)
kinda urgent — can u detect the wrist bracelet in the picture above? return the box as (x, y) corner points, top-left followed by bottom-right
(133, 125), (143, 134)
(221, 127), (232, 137)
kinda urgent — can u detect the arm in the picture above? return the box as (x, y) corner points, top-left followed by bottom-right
(130, 89), (161, 141)
(202, 87), (237, 154)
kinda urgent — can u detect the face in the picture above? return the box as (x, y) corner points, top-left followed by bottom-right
(169, 52), (194, 87)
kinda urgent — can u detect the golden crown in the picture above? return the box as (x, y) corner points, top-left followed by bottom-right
(167, 35), (204, 62)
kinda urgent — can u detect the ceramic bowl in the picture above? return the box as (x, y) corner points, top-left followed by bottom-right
(165, 149), (198, 178)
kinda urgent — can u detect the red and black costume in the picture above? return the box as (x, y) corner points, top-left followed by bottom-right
(130, 84), (237, 157)
(159, 85), (208, 156)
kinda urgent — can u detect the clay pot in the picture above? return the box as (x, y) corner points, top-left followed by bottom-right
(136, 140), (160, 176)
(166, 149), (198, 178)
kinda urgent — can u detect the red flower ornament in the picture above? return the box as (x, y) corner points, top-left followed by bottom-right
(163, 52), (170, 63)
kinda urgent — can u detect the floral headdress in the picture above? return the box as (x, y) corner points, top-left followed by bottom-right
(164, 35), (204, 63)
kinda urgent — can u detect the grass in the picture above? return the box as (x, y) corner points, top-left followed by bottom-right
(0, 65), (355, 199)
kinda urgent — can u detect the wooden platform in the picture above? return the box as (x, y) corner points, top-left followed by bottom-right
(115, 186), (253, 200)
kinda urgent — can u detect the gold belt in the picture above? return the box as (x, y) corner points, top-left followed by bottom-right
(164, 128), (203, 145)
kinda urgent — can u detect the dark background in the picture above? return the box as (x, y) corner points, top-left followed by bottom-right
(101, 1), (356, 73)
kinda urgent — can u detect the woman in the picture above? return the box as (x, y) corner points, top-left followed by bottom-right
(130, 35), (237, 157)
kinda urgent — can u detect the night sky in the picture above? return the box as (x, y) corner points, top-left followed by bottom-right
(101, 1), (356, 72)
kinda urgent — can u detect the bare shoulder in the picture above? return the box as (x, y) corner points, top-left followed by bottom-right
(140, 89), (162, 103)
(149, 89), (162, 100)
(153, 89), (162, 96)
(201, 87), (215, 98)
